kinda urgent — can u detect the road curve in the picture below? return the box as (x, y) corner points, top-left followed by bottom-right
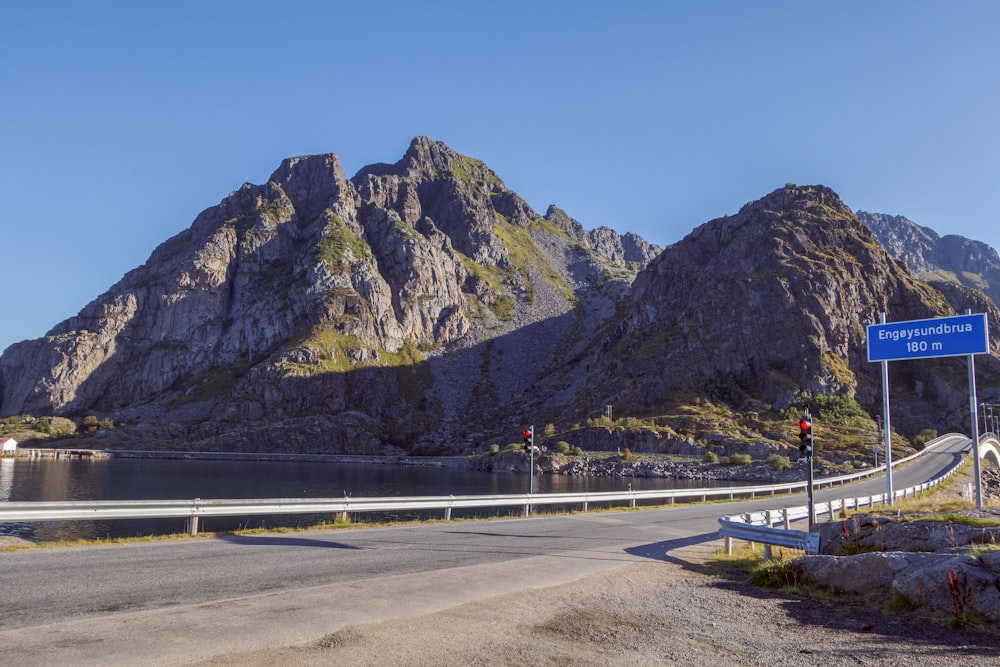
(0, 436), (969, 667)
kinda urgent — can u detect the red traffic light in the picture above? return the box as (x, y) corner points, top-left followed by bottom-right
(523, 429), (532, 438)
(798, 419), (811, 431)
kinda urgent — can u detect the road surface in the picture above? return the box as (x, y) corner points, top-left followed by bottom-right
(0, 435), (969, 666)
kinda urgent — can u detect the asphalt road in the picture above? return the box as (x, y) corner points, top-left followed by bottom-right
(0, 435), (969, 666)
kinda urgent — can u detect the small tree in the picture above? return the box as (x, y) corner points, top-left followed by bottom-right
(703, 451), (719, 464)
(542, 423), (556, 438)
(554, 441), (571, 454)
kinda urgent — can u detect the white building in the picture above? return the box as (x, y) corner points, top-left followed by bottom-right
(1, 438), (17, 456)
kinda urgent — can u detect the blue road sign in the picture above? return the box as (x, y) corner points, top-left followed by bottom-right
(867, 313), (989, 362)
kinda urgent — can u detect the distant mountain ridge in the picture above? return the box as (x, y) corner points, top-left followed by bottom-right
(857, 210), (1000, 307)
(1, 142), (998, 455)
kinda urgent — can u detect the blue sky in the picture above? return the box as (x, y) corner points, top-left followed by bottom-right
(2, 1), (998, 353)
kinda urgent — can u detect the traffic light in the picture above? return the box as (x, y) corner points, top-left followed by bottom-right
(523, 427), (533, 448)
(798, 417), (813, 458)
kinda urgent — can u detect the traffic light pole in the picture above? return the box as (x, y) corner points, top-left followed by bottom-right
(807, 449), (815, 531)
(804, 409), (815, 530)
(528, 424), (535, 496)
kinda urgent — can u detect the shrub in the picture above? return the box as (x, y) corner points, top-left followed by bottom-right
(554, 441), (571, 454)
(81, 415), (100, 433)
(767, 454), (791, 471)
(748, 555), (804, 590)
(488, 444), (500, 455)
(726, 454), (752, 465)
(622, 447), (632, 461)
(542, 423), (556, 438)
(703, 451), (719, 464)
(570, 446), (583, 456)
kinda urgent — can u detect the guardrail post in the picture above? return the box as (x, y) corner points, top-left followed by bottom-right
(783, 508), (790, 530)
(582, 500), (589, 512)
(828, 501), (836, 521)
(742, 513), (755, 551)
(444, 507), (452, 521)
(724, 534), (733, 556)
(188, 498), (201, 536)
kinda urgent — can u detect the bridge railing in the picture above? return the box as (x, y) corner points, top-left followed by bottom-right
(0, 433), (966, 536)
(718, 435), (970, 557)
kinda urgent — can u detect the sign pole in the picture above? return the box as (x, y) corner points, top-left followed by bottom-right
(968, 354), (983, 508)
(965, 308), (984, 509)
(880, 313), (894, 505)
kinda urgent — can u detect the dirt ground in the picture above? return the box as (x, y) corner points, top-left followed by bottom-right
(188, 466), (1000, 667)
(188, 558), (1000, 667)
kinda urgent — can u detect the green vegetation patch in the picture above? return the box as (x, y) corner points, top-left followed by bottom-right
(317, 211), (372, 273)
(277, 325), (429, 377)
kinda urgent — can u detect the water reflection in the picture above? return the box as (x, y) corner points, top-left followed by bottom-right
(0, 458), (14, 501)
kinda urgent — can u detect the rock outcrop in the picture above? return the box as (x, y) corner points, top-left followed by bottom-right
(797, 512), (1000, 624)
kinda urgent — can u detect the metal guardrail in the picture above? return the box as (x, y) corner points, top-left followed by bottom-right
(718, 434), (969, 557)
(717, 519), (820, 554)
(0, 485), (800, 535)
(0, 433), (965, 536)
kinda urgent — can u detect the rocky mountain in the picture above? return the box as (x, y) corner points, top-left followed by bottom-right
(2, 145), (997, 454)
(858, 211), (1000, 308)
(0, 138), (659, 452)
(555, 185), (1000, 436)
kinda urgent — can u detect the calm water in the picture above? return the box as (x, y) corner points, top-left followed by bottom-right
(0, 456), (720, 541)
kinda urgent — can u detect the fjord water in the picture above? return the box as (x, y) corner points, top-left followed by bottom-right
(0, 457), (721, 542)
